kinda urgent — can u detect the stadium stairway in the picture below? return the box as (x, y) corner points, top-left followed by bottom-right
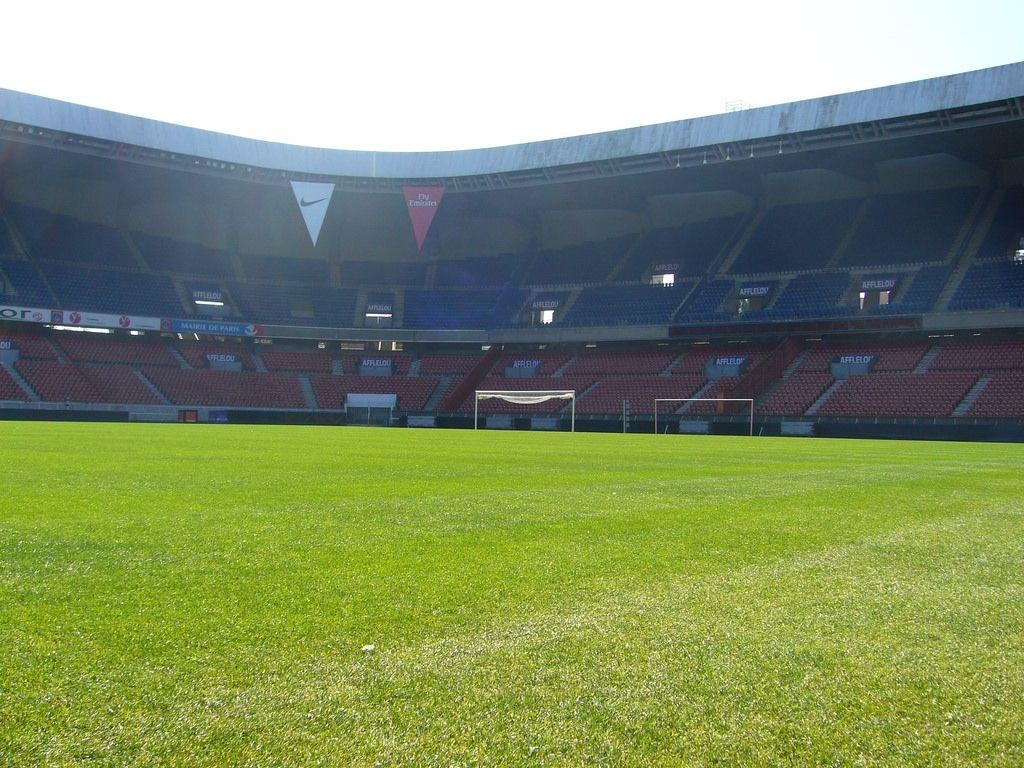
(661, 352), (687, 375)
(168, 346), (192, 369)
(134, 370), (170, 404)
(553, 353), (579, 376)
(297, 375), (317, 410)
(252, 351), (268, 373)
(422, 376), (451, 412)
(677, 380), (715, 413)
(806, 379), (846, 415)
(953, 376), (990, 417)
(934, 188), (1003, 312)
(1, 362), (39, 401)
(825, 198), (872, 268)
(913, 343), (943, 374)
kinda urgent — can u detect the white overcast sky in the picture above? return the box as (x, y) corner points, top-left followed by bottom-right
(1, 0), (1022, 152)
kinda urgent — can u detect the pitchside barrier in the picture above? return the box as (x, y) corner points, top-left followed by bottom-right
(653, 398), (755, 436)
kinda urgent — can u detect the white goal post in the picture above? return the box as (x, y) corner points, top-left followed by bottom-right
(474, 390), (576, 431)
(654, 397), (755, 436)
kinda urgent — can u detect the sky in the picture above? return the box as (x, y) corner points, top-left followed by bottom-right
(1, 0), (1022, 152)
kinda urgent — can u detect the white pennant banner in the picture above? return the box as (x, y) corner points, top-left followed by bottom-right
(290, 181), (335, 247)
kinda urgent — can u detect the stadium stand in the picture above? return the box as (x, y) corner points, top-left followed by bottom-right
(144, 368), (306, 409)
(563, 283), (693, 326)
(259, 349), (333, 373)
(6, 203), (137, 268)
(174, 342), (258, 370)
(403, 289), (528, 329)
(948, 260), (1024, 312)
(972, 185), (1023, 261)
(729, 198), (861, 274)
(309, 375), (439, 411)
(54, 333), (179, 367)
(522, 236), (633, 286)
(40, 262), (183, 316)
(133, 232), (236, 279)
(16, 360), (162, 405)
(240, 254), (329, 284)
(0, 257), (58, 306)
(342, 260), (427, 287)
(616, 216), (742, 282)
(434, 254), (525, 288)
(0, 366), (29, 400)
(816, 371), (978, 418)
(840, 187), (979, 267)
(674, 279), (735, 324)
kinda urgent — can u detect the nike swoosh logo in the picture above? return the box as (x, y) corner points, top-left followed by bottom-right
(300, 196), (328, 207)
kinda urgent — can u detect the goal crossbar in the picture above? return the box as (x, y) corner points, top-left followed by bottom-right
(654, 397), (754, 436)
(474, 390), (575, 431)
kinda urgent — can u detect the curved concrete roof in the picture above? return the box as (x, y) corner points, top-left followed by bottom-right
(1, 62), (1022, 180)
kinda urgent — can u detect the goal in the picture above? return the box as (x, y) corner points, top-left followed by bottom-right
(474, 390), (576, 431)
(653, 397), (754, 436)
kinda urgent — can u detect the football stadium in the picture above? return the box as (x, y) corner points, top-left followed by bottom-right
(1, 61), (1023, 765)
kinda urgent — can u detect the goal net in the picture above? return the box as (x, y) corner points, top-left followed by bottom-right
(474, 390), (576, 431)
(653, 397), (754, 436)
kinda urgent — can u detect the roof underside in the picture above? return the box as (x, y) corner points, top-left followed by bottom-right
(0, 63), (1022, 192)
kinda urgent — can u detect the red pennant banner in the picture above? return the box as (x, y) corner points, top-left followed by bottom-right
(403, 186), (445, 251)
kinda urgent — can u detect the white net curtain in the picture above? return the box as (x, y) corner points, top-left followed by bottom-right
(474, 390), (575, 430)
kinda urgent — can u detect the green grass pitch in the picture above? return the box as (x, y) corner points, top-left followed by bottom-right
(2, 421), (1023, 766)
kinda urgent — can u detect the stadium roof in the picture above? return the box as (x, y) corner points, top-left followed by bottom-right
(2, 62), (1023, 192)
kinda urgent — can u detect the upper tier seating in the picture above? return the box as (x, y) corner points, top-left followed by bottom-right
(403, 289), (528, 329)
(673, 279), (735, 324)
(40, 262), (183, 316)
(0, 215), (19, 255)
(133, 232), (235, 279)
(974, 185), (1024, 261)
(840, 187), (979, 267)
(240, 254), (329, 284)
(522, 236), (633, 286)
(228, 283), (358, 326)
(342, 260), (427, 287)
(730, 198), (862, 274)
(948, 260), (1024, 312)
(434, 254), (526, 288)
(0, 258), (58, 306)
(752, 273), (854, 321)
(868, 264), (951, 315)
(563, 283), (693, 326)
(617, 216), (742, 281)
(7, 203), (136, 268)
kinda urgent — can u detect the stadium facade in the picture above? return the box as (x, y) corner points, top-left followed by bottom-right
(1, 63), (1022, 439)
